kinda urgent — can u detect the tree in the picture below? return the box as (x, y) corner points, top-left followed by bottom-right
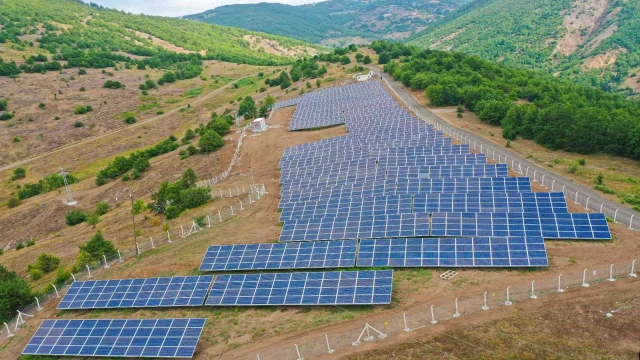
(259, 103), (270, 118)
(210, 119), (231, 135)
(133, 199), (146, 215)
(180, 168), (198, 188)
(316, 79), (321, 88)
(78, 230), (117, 262)
(0, 99), (7, 111)
(29, 253), (60, 273)
(0, 265), (32, 323)
(363, 55), (372, 64)
(103, 80), (123, 89)
(7, 197), (20, 208)
(238, 96), (257, 119)
(355, 53), (364, 62)
(198, 130), (224, 153)
(124, 116), (136, 124)
(95, 202), (110, 215)
(263, 95), (276, 108)
(378, 53), (391, 64)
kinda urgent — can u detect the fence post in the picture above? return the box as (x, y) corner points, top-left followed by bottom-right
(3, 322), (13, 338)
(230, 205), (234, 215)
(86, 265), (93, 278)
(504, 286), (512, 306)
(35, 297), (42, 311)
(403, 312), (410, 331)
(118, 250), (124, 262)
(585, 197), (590, 210)
(71, 274), (76, 282)
(249, 195), (253, 204)
(582, 269), (589, 287)
(325, 334), (335, 354)
(240, 200), (243, 211)
(557, 274), (565, 293)
(453, 298), (460, 318)
(575, 191), (579, 204)
(430, 305), (437, 324)
(608, 264), (616, 282)
(103, 254), (110, 268)
(149, 237), (155, 249)
(52, 284), (60, 298)
(295, 344), (304, 360)
(530, 281), (537, 299)
(630, 215), (635, 230)
(229, 188), (232, 197)
(219, 210), (222, 222)
(614, 209), (619, 222)
(482, 292), (489, 310)
(167, 231), (172, 243)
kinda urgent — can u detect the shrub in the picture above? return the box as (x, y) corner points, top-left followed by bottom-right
(74, 106), (88, 115)
(12, 136), (20, 143)
(103, 80), (123, 89)
(79, 87), (86, 92)
(73, 121), (84, 128)
(72, 250), (94, 273)
(25, 238), (35, 247)
(182, 129), (196, 143)
(0, 99), (7, 111)
(198, 130), (224, 153)
(131, 168), (141, 179)
(78, 231), (117, 263)
(39, 102), (45, 108)
(133, 199), (146, 214)
(12, 167), (26, 180)
(30, 253), (60, 273)
(78, 68), (87, 75)
(54, 268), (72, 286)
(124, 116), (136, 124)
(66, 210), (87, 226)
(95, 202), (110, 215)
(0, 265), (32, 323)
(29, 269), (43, 280)
(157, 110), (164, 115)
(86, 213), (101, 227)
(0, 112), (14, 121)
(578, 159), (587, 166)
(194, 215), (206, 227)
(7, 196), (21, 208)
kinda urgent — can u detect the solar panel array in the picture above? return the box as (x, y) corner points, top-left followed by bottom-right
(58, 276), (213, 310)
(23, 318), (206, 358)
(205, 270), (393, 306)
(278, 79), (611, 267)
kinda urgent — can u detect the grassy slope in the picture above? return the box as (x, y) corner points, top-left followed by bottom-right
(409, 0), (640, 92)
(0, 0), (321, 65)
(185, 0), (473, 44)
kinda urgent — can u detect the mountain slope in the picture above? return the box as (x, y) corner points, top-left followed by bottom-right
(185, 0), (473, 45)
(409, 0), (640, 92)
(0, 0), (322, 66)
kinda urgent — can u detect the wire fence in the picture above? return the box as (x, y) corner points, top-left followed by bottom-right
(253, 258), (638, 360)
(0, 184), (267, 345)
(380, 76), (640, 232)
(196, 124), (249, 188)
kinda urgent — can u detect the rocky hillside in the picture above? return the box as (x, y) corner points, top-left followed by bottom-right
(409, 0), (640, 93)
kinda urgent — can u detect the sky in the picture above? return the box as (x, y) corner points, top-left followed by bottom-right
(89, 0), (320, 17)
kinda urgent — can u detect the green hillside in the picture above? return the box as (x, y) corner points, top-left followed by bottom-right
(409, 0), (640, 93)
(0, 0), (321, 68)
(185, 0), (473, 45)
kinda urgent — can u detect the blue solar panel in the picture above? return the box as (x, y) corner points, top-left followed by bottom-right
(430, 212), (611, 239)
(280, 213), (431, 242)
(205, 270), (393, 306)
(22, 318), (206, 358)
(58, 276), (213, 309)
(199, 240), (357, 271)
(357, 238), (548, 267)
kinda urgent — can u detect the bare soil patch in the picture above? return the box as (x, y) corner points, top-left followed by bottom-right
(243, 35), (320, 57)
(554, 0), (611, 56)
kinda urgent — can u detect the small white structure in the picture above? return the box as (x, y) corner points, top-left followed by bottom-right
(252, 117), (266, 132)
(356, 72), (373, 82)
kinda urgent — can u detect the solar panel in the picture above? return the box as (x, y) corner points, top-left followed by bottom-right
(205, 270), (393, 306)
(357, 238), (548, 267)
(22, 318), (206, 358)
(279, 192), (567, 221)
(430, 212), (612, 239)
(57, 276), (213, 310)
(199, 240), (357, 271)
(280, 213), (431, 242)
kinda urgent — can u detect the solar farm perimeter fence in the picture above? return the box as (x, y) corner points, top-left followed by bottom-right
(0, 183), (267, 345)
(379, 76), (640, 232)
(253, 258), (638, 360)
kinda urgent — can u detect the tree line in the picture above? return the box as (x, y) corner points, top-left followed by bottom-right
(377, 41), (640, 160)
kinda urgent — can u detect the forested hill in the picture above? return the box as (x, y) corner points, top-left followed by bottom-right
(374, 41), (640, 160)
(0, 0), (321, 67)
(185, 0), (473, 46)
(409, 0), (640, 93)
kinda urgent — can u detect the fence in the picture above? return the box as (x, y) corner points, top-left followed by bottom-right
(0, 184), (267, 345)
(380, 77), (640, 232)
(253, 258), (638, 360)
(196, 124), (249, 188)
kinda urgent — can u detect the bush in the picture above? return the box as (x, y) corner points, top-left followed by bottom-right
(74, 106), (88, 115)
(79, 231), (117, 262)
(95, 202), (110, 215)
(182, 129), (196, 143)
(30, 253), (60, 273)
(86, 213), (101, 227)
(78, 68), (87, 75)
(133, 199), (146, 214)
(39, 102), (46, 108)
(0, 265), (32, 323)
(13, 136), (21, 142)
(7, 196), (20, 208)
(164, 205), (182, 219)
(578, 159), (587, 166)
(66, 210), (87, 226)
(124, 116), (136, 124)
(73, 121), (84, 128)
(0, 99), (7, 111)
(198, 130), (224, 153)
(54, 268), (72, 286)
(12, 167), (26, 180)
(79, 87), (86, 92)
(25, 238), (35, 247)
(29, 269), (43, 281)
(0, 112), (14, 121)
(103, 80), (123, 89)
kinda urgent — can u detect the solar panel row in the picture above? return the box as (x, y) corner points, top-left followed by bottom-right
(23, 318), (206, 358)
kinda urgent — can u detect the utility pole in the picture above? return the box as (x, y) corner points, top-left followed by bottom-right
(130, 193), (139, 256)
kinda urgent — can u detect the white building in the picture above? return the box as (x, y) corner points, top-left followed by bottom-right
(252, 117), (267, 132)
